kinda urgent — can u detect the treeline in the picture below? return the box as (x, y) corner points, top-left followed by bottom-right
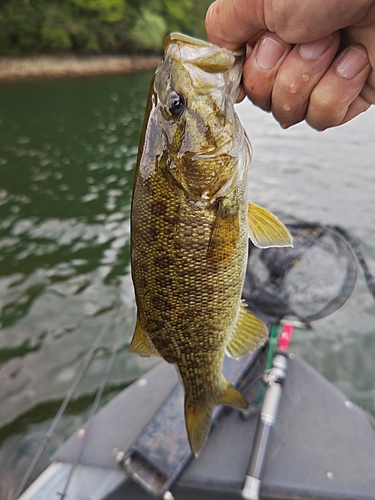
(0, 0), (212, 55)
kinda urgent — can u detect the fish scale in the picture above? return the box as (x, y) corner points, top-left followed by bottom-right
(130, 33), (292, 455)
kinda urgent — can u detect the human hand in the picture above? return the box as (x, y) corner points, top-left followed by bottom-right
(205, 0), (375, 130)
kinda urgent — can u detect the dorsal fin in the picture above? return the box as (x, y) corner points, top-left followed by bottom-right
(226, 301), (268, 359)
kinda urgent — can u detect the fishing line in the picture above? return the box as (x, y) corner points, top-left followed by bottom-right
(13, 301), (120, 500)
(57, 301), (124, 499)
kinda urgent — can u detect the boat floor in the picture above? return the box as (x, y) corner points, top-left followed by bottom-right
(21, 353), (375, 500)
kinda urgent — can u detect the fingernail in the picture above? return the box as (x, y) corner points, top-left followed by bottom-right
(256, 36), (286, 70)
(299, 35), (333, 60)
(335, 47), (368, 79)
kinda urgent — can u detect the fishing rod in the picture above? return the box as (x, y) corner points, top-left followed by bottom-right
(13, 302), (120, 500)
(17, 222), (375, 499)
(122, 222), (366, 499)
(242, 322), (294, 500)
(58, 312), (122, 499)
(240, 221), (375, 500)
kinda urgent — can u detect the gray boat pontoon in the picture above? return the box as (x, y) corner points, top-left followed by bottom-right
(18, 224), (375, 500)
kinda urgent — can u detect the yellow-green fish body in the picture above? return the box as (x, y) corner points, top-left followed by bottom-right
(130, 33), (292, 455)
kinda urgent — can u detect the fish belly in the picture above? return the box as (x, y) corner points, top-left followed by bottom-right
(131, 173), (248, 378)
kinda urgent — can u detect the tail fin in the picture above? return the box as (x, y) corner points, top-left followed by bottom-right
(185, 377), (248, 456)
(185, 400), (212, 457)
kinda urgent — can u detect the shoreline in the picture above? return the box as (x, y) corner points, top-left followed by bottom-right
(0, 54), (161, 82)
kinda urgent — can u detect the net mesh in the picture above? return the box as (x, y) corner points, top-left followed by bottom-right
(242, 224), (357, 323)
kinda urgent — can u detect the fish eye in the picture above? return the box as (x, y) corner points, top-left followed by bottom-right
(166, 91), (186, 118)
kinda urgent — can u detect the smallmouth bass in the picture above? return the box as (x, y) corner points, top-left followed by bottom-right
(129, 33), (292, 455)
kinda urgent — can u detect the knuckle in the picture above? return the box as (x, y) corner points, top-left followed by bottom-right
(309, 90), (337, 114)
(306, 89), (344, 130)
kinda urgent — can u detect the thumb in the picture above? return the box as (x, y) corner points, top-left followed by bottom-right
(205, 0), (372, 48)
(205, 0), (265, 50)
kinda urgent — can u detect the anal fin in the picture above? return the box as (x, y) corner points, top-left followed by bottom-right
(128, 320), (160, 357)
(215, 376), (248, 409)
(226, 301), (268, 358)
(247, 201), (293, 248)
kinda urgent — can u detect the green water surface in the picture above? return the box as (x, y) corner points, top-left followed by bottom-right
(0, 74), (158, 496)
(0, 72), (374, 498)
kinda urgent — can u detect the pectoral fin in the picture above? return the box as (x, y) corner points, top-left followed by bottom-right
(226, 301), (268, 359)
(207, 198), (239, 261)
(128, 320), (160, 357)
(247, 202), (293, 248)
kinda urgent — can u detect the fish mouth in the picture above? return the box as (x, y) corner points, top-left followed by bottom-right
(165, 33), (214, 50)
(163, 32), (245, 75)
(165, 32), (245, 57)
(157, 33), (245, 105)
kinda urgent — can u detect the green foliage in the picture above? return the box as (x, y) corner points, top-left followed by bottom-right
(0, 0), (213, 55)
(0, 0), (43, 53)
(71, 0), (126, 23)
(41, 5), (74, 50)
(129, 8), (167, 51)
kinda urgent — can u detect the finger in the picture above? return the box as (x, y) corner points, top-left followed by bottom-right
(360, 69), (375, 105)
(306, 45), (371, 130)
(338, 71), (375, 124)
(205, 0), (265, 50)
(341, 94), (372, 125)
(242, 33), (293, 111)
(270, 33), (341, 128)
(205, 0), (371, 49)
(236, 84), (247, 103)
(348, 23), (375, 104)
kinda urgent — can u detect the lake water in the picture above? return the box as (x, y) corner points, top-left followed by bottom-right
(0, 72), (374, 498)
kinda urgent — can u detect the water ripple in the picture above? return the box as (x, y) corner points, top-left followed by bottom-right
(0, 73), (374, 493)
